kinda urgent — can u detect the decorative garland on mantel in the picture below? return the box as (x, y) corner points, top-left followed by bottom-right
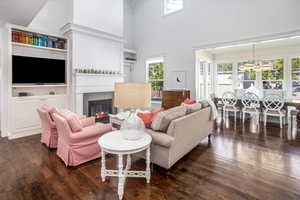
(74, 68), (122, 75)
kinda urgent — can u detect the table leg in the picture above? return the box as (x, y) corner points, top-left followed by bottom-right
(101, 150), (106, 182)
(146, 147), (151, 184)
(118, 154), (124, 200)
(126, 154), (131, 170)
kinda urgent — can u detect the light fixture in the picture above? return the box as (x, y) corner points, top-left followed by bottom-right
(240, 44), (272, 71)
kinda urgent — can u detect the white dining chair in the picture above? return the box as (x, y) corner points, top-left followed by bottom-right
(241, 92), (260, 125)
(263, 95), (286, 128)
(222, 91), (239, 122)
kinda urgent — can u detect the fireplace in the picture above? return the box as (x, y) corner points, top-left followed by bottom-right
(88, 99), (113, 123)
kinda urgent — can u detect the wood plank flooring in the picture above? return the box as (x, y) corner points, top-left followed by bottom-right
(0, 117), (300, 200)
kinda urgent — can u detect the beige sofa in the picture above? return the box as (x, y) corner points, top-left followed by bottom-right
(144, 105), (213, 169)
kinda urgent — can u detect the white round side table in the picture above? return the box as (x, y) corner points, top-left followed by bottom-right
(98, 130), (152, 200)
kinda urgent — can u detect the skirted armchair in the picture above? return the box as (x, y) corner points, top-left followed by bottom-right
(37, 105), (95, 149)
(37, 107), (58, 148)
(52, 112), (113, 166)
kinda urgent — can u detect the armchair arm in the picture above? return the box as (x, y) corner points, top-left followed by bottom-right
(80, 117), (95, 127)
(78, 115), (87, 120)
(70, 123), (113, 144)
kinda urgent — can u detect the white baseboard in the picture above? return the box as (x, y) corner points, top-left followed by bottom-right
(8, 130), (41, 140)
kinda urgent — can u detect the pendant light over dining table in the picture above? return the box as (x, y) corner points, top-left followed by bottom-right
(239, 44), (272, 71)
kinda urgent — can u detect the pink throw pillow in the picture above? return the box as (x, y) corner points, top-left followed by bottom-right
(66, 114), (83, 133)
(58, 109), (83, 132)
(183, 98), (196, 105)
(138, 108), (164, 128)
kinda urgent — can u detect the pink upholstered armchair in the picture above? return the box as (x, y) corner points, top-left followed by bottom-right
(37, 107), (58, 148)
(37, 105), (95, 149)
(52, 113), (113, 166)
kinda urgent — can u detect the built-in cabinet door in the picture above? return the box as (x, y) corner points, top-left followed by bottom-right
(12, 98), (44, 131)
(12, 95), (66, 132)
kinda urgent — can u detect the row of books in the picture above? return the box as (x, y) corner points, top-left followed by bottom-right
(12, 30), (66, 50)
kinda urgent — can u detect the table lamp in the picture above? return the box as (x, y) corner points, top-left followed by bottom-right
(114, 83), (151, 140)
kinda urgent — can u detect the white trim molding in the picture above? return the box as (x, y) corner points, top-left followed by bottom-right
(60, 23), (125, 43)
(193, 29), (300, 51)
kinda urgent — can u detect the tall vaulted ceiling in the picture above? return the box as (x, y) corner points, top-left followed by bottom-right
(0, 0), (48, 26)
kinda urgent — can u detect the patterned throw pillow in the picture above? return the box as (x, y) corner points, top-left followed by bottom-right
(137, 108), (164, 128)
(151, 106), (187, 132)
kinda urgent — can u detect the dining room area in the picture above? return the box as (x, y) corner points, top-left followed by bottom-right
(195, 35), (300, 133)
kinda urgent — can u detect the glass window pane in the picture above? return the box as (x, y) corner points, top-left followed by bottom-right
(238, 62), (256, 80)
(165, 0), (183, 15)
(292, 58), (300, 81)
(292, 81), (300, 99)
(263, 81), (283, 90)
(262, 59), (284, 80)
(238, 81), (255, 89)
(151, 81), (163, 99)
(149, 62), (164, 81)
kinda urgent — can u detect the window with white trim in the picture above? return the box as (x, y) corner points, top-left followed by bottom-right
(147, 58), (164, 101)
(237, 61), (256, 89)
(291, 58), (300, 99)
(164, 0), (183, 15)
(261, 59), (284, 90)
(216, 63), (233, 97)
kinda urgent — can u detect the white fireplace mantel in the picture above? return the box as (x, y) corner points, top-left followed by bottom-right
(74, 73), (124, 115)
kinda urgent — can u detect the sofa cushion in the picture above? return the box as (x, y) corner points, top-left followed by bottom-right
(183, 103), (202, 114)
(151, 106), (187, 132)
(145, 129), (174, 148)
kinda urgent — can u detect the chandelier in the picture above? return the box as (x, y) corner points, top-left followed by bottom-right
(239, 44), (272, 71)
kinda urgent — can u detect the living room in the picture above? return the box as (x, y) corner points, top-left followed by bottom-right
(0, 0), (300, 200)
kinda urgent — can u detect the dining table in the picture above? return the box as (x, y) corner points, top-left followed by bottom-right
(213, 97), (300, 121)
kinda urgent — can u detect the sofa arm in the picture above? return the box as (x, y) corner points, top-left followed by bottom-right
(70, 123), (113, 144)
(80, 117), (95, 127)
(145, 129), (174, 148)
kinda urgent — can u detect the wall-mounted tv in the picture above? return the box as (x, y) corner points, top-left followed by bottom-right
(12, 55), (66, 84)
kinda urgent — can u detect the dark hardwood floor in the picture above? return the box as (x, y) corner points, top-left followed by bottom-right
(1, 117), (300, 200)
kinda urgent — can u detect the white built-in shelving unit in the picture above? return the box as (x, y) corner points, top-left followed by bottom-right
(1, 24), (69, 139)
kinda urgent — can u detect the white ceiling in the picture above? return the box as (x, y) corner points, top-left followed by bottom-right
(0, 0), (48, 26)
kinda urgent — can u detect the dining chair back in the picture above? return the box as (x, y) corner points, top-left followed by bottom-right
(263, 95), (285, 128)
(221, 91), (239, 121)
(241, 92), (260, 124)
(222, 91), (237, 107)
(263, 95), (284, 111)
(241, 92), (260, 109)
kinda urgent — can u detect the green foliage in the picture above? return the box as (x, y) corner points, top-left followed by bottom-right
(262, 59), (284, 80)
(149, 62), (164, 92)
(217, 63), (233, 73)
(149, 62), (164, 80)
(292, 58), (300, 80)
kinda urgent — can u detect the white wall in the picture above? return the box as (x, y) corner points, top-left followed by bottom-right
(132, 0), (300, 98)
(29, 0), (72, 35)
(124, 0), (134, 49)
(72, 32), (123, 71)
(73, 0), (123, 37)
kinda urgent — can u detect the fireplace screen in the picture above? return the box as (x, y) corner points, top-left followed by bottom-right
(88, 99), (113, 123)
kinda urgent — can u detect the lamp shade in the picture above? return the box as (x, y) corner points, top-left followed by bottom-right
(114, 83), (151, 109)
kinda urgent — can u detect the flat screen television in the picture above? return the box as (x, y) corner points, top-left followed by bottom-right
(12, 55), (66, 84)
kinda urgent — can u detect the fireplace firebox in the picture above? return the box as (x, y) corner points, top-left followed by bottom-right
(88, 99), (113, 123)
